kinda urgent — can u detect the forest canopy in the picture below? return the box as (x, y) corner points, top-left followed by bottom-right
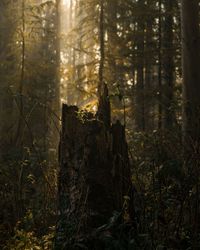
(0, 0), (200, 249)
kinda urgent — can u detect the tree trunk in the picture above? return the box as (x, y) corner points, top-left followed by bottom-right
(181, 0), (200, 146)
(98, 0), (105, 98)
(135, 0), (145, 131)
(158, 0), (162, 130)
(181, 1), (200, 248)
(55, 0), (61, 115)
(144, 1), (154, 132)
(0, 1), (15, 158)
(15, 0), (26, 148)
(54, 89), (133, 249)
(163, 0), (175, 129)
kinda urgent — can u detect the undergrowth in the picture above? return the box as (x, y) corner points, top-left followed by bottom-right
(1, 129), (200, 249)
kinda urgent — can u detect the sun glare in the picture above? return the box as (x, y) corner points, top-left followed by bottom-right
(62, 0), (70, 6)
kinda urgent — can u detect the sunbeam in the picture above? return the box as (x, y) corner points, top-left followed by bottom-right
(62, 0), (70, 6)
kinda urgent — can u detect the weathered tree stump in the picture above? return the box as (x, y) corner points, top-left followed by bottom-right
(54, 86), (133, 249)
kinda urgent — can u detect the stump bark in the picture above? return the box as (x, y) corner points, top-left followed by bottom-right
(54, 86), (133, 249)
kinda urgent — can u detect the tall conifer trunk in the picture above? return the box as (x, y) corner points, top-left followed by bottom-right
(98, 0), (105, 98)
(181, 1), (200, 248)
(158, 0), (162, 130)
(181, 0), (200, 145)
(15, 0), (25, 147)
(135, 0), (145, 131)
(163, 0), (175, 129)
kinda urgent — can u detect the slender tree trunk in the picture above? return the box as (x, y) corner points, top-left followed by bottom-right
(67, 0), (74, 105)
(163, 0), (175, 129)
(98, 0), (105, 98)
(16, 0), (25, 147)
(55, 0), (61, 114)
(0, 2), (15, 157)
(144, 2), (153, 131)
(75, 1), (84, 106)
(158, 0), (162, 130)
(135, 0), (145, 131)
(107, 0), (117, 87)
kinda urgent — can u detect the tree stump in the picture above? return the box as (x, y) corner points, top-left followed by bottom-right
(54, 86), (133, 249)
